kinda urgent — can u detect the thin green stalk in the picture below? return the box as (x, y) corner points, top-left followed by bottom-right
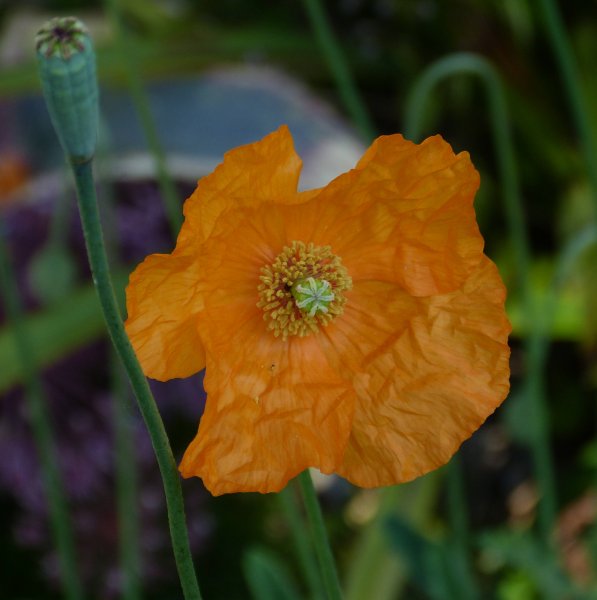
(301, 0), (376, 140)
(98, 122), (141, 599)
(0, 232), (84, 600)
(536, 0), (597, 215)
(404, 52), (557, 543)
(70, 159), (201, 600)
(297, 471), (343, 600)
(103, 0), (182, 237)
(112, 358), (142, 600)
(278, 482), (325, 600)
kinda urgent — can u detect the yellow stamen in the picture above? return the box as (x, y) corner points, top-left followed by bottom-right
(257, 241), (352, 339)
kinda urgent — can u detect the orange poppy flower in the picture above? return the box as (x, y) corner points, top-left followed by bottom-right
(125, 126), (511, 496)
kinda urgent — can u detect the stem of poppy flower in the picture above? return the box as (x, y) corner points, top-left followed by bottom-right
(69, 159), (202, 600)
(278, 482), (326, 600)
(404, 52), (557, 545)
(301, 0), (376, 141)
(297, 471), (343, 600)
(0, 231), (84, 600)
(103, 0), (183, 238)
(535, 0), (597, 214)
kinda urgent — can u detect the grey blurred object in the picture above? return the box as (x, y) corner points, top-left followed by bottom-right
(16, 65), (365, 198)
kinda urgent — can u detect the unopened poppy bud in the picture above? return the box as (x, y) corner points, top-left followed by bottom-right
(35, 17), (98, 163)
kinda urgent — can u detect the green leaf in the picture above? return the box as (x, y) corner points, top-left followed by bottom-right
(242, 546), (303, 600)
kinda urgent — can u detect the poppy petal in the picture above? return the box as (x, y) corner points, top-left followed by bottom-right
(125, 253), (205, 380)
(176, 125), (303, 254)
(291, 134), (483, 296)
(332, 257), (511, 487)
(179, 331), (354, 496)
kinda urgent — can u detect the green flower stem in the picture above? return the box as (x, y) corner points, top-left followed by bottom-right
(278, 483), (325, 600)
(70, 159), (202, 600)
(297, 471), (343, 600)
(112, 358), (142, 600)
(301, 0), (375, 141)
(98, 129), (141, 599)
(536, 0), (597, 214)
(0, 233), (84, 600)
(103, 0), (183, 237)
(404, 52), (556, 542)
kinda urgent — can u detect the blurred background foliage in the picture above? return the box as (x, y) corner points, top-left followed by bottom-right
(1, 0), (596, 598)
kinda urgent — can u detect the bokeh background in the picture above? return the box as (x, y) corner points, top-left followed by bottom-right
(1, 0), (596, 598)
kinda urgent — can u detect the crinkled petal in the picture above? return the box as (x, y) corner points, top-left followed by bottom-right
(175, 125), (303, 254)
(287, 134), (483, 296)
(179, 331), (354, 496)
(177, 208), (355, 494)
(325, 257), (510, 487)
(125, 253), (205, 380)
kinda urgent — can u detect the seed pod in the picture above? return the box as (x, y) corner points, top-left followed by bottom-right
(35, 17), (98, 163)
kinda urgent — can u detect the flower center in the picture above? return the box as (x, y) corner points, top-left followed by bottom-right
(257, 241), (352, 339)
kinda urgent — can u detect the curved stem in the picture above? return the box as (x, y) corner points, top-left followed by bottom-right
(301, 0), (375, 141)
(535, 0), (597, 214)
(70, 160), (202, 600)
(297, 471), (343, 600)
(405, 53), (530, 292)
(404, 52), (556, 542)
(0, 232), (84, 600)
